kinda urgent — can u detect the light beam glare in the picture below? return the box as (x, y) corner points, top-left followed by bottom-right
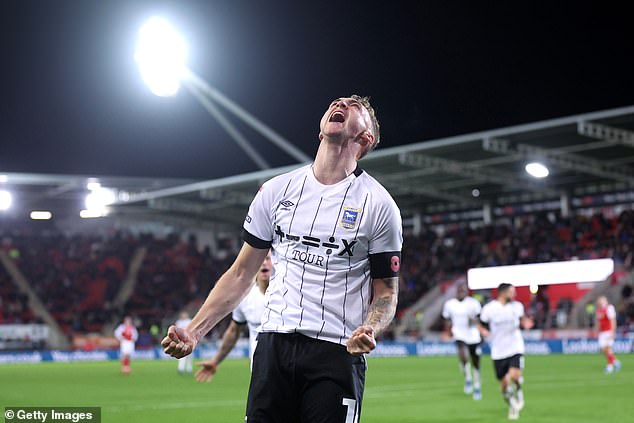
(135, 17), (187, 97)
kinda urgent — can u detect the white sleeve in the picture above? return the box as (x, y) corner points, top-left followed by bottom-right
(607, 305), (616, 319)
(442, 302), (450, 319)
(114, 324), (123, 340)
(515, 302), (525, 318)
(132, 327), (138, 342)
(367, 197), (403, 279)
(480, 305), (490, 323)
(368, 198), (403, 255)
(473, 299), (482, 317)
(243, 181), (276, 249)
(232, 301), (247, 324)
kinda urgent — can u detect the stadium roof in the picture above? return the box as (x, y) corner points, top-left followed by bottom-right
(3, 104), (634, 230)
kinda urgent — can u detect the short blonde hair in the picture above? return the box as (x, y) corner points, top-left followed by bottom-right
(351, 95), (380, 159)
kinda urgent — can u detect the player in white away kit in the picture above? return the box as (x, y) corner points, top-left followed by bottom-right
(480, 284), (533, 420)
(442, 283), (482, 400)
(114, 316), (138, 374)
(175, 312), (193, 374)
(595, 296), (621, 374)
(163, 95), (403, 423)
(195, 251), (272, 382)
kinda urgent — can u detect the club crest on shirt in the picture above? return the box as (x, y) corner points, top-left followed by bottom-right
(340, 207), (361, 229)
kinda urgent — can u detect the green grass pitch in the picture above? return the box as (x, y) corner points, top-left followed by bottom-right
(1, 354), (633, 422)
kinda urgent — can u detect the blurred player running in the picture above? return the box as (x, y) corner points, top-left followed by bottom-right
(114, 316), (138, 374)
(195, 251), (272, 382)
(480, 284), (533, 420)
(596, 295), (621, 374)
(175, 312), (193, 375)
(442, 283), (483, 400)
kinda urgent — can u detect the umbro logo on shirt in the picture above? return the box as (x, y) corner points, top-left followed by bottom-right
(279, 200), (295, 211)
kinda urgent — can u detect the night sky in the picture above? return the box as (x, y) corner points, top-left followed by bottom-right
(3, 1), (633, 180)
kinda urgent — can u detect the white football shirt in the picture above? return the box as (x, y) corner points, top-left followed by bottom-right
(243, 164), (403, 346)
(480, 300), (525, 360)
(232, 283), (266, 362)
(442, 296), (482, 344)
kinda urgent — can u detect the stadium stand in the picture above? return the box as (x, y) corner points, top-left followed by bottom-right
(396, 209), (634, 336)
(124, 233), (233, 335)
(1, 208), (633, 347)
(0, 265), (35, 325)
(0, 227), (138, 334)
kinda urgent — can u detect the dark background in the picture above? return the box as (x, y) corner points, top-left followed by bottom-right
(2, 1), (633, 179)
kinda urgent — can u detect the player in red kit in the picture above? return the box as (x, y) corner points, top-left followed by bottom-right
(595, 296), (621, 374)
(114, 316), (138, 374)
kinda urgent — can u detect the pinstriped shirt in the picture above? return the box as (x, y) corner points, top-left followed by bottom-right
(243, 164), (402, 346)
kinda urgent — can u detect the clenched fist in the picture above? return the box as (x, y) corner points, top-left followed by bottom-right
(161, 325), (197, 359)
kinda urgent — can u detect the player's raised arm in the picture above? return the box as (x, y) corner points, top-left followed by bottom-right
(162, 243), (268, 358)
(346, 276), (399, 355)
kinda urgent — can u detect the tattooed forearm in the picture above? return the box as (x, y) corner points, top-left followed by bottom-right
(363, 277), (399, 334)
(364, 297), (396, 331)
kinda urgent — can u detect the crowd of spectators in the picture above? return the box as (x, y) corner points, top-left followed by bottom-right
(1, 226), (137, 334)
(399, 210), (634, 312)
(0, 264), (35, 324)
(125, 233), (234, 339)
(1, 208), (633, 343)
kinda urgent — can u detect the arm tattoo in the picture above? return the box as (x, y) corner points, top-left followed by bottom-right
(363, 277), (398, 334)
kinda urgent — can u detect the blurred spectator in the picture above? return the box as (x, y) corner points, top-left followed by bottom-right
(1, 208), (633, 338)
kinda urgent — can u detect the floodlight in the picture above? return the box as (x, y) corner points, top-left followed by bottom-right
(525, 162), (549, 178)
(80, 209), (106, 219)
(0, 175), (7, 183)
(85, 188), (116, 212)
(135, 17), (187, 97)
(0, 190), (12, 211)
(30, 211), (53, 220)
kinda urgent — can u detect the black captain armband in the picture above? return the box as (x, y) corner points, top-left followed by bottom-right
(242, 229), (273, 250)
(369, 251), (402, 279)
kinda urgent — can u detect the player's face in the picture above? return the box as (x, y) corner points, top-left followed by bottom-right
(597, 296), (607, 308)
(456, 286), (467, 300)
(319, 97), (374, 144)
(506, 286), (516, 301)
(258, 252), (273, 283)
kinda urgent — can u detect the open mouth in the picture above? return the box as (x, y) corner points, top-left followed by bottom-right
(329, 110), (345, 123)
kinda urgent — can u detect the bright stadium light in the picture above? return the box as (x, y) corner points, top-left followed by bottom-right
(30, 211), (53, 220)
(0, 190), (12, 211)
(135, 17), (187, 97)
(85, 187), (116, 217)
(525, 162), (549, 178)
(0, 175), (7, 183)
(86, 180), (101, 191)
(80, 209), (106, 219)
